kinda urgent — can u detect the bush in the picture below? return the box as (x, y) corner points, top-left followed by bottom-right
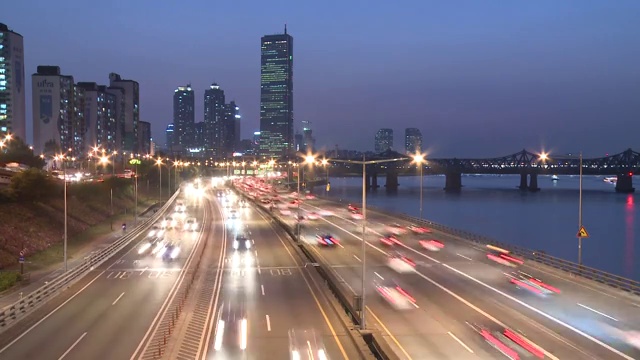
(0, 271), (20, 291)
(9, 169), (56, 202)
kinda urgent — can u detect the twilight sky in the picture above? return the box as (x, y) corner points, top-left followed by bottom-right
(5, 0), (640, 157)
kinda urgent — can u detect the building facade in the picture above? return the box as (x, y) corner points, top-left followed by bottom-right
(0, 23), (26, 141)
(223, 101), (240, 156)
(76, 82), (117, 153)
(109, 73), (139, 152)
(259, 26), (293, 159)
(204, 83), (225, 157)
(173, 84), (194, 153)
(138, 120), (151, 155)
(404, 128), (422, 154)
(165, 123), (175, 151)
(106, 86), (125, 152)
(374, 128), (393, 153)
(32, 66), (75, 155)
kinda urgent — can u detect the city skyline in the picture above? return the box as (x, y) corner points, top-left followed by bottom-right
(4, 1), (640, 157)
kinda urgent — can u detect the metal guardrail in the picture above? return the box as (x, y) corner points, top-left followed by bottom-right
(326, 197), (640, 297)
(232, 186), (397, 360)
(0, 190), (181, 331)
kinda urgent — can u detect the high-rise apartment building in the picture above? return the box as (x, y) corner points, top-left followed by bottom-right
(302, 120), (315, 153)
(138, 121), (151, 155)
(106, 86), (125, 152)
(76, 82), (117, 153)
(191, 122), (205, 157)
(165, 123), (175, 151)
(71, 85), (86, 156)
(173, 84), (194, 152)
(0, 23), (26, 141)
(259, 26), (293, 159)
(374, 128), (393, 153)
(404, 128), (422, 154)
(32, 66), (75, 155)
(223, 101), (240, 155)
(204, 83), (225, 157)
(109, 73), (139, 152)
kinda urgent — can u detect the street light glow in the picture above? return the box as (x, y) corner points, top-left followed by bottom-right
(412, 153), (425, 164)
(539, 152), (548, 161)
(321, 159), (328, 166)
(305, 155), (315, 164)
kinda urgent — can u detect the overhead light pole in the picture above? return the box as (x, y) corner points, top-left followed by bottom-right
(578, 152), (583, 265)
(412, 153), (425, 219)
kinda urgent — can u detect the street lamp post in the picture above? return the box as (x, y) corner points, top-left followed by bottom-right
(412, 154), (425, 219)
(156, 159), (163, 202)
(62, 156), (68, 272)
(578, 152), (583, 266)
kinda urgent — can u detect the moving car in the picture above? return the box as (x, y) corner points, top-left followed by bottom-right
(374, 280), (417, 310)
(408, 224), (431, 234)
(387, 254), (416, 273)
(506, 271), (560, 295)
(468, 323), (545, 359)
(138, 237), (161, 255)
(229, 209), (238, 219)
(419, 239), (444, 252)
(147, 224), (165, 239)
(306, 212), (320, 220)
(183, 217), (198, 232)
(161, 242), (181, 261)
(233, 235), (252, 250)
(380, 234), (402, 246)
(347, 204), (359, 211)
(486, 245), (524, 267)
(289, 329), (329, 360)
(316, 234), (339, 247)
(350, 210), (364, 220)
(161, 216), (177, 229)
(387, 223), (408, 235)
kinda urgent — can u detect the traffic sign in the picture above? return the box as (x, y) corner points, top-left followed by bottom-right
(19, 251), (24, 257)
(576, 226), (589, 238)
(129, 159), (141, 165)
(19, 256), (24, 263)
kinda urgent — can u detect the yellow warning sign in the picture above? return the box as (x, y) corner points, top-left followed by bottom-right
(576, 226), (589, 238)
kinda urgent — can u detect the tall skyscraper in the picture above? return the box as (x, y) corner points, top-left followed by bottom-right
(173, 84), (194, 153)
(71, 85), (86, 156)
(76, 82), (117, 153)
(138, 120), (151, 155)
(404, 128), (422, 154)
(109, 73), (139, 152)
(32, 66), (75, 155)
(106, 86), (125, 152)
(302, 120), (315, 153)
(374, 128), (393, 153)
(0, 23), (26, 141)
(165, 123), (175, 150)
(204, 83), (225, 157)
(259, 26), (293, 159)
(223, 101), (240, 155)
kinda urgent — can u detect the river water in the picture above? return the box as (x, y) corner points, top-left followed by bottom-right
(323, 174), (639, 281)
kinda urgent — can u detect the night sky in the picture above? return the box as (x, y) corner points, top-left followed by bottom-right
(5, 0), (640, 157)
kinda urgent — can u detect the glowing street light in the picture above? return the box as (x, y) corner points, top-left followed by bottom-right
(412, 153), (426, 219)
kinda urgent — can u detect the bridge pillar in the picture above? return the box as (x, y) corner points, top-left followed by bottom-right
(371, 173), (378, 190)
(615, 173), (635, 193)
(528, 173), (540, 192)
(444, 172), (462, 193)
(519, 173), (528, 190)
(385, 170), (399, 193)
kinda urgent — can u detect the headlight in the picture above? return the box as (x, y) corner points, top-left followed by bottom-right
(233, 240), (239, 250)
(245, 240), (252, 249)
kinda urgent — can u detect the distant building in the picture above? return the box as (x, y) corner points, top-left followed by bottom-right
(188, 121), (206, 157)
(106, 86), (125, 152)
(138, 120), (151, 155)
(374, 128), (393, 153)
(238, 139), (255, 155)
(223, 101), (240, 156)
(204, 83), (226, 157)
(259, 26), (294, 158)
(294, 133), (303, 152)
(0, 23), (26, 141)
(76, 82), (117, 153)
(404, 128), (422, 154)
(302, 120), (315, 153)
(71, 85), (86, 156)
(109, 73), (139, 152)
(32, 66), (75, 155)
(173, 84), (194, 152)
(165, 123), (175, 151)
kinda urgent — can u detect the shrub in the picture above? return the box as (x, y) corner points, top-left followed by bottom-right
(9, 169), (55, 202)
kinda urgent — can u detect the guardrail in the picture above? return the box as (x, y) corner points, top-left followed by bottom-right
(232, 185), (397, 360)
(0, 190), (181, 331)
(325, 197), (640, 297)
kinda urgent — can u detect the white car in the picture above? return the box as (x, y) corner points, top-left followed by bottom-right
(147, 225), (165, 239)
(289, 329), (328, 360)
(375, 281), (417, 310)
(229, 209), (238, 219)
(419, 240), (444, 252)
(233, 235), (252, 250)
(183, 217), (198, 231)
(161, 216), (177, 229)
(387, 256), (416, 273)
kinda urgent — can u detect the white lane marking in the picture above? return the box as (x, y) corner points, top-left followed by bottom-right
(353, 254), (361, 262)
(0, 271), (104, 354)
(139, 266), (148, 275)
(456, 253), (473, 261)
(112, 292), (125, 305)
(58, 332), (87, 360)
(443, 264), (631, 360)
(577, 303), (619, 322)
(374, 272), (384, 280)
(261, 284), (265, 296)
(258, 267), (262, 274)
(266, 315), (271, 331)
(448, 331), (474, 353)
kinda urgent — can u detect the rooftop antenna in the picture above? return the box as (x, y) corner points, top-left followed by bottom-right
(284, 23), (287, 34)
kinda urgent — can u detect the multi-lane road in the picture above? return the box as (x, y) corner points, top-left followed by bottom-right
(0, 184), (364, 360)
(257, 186), (640, 359)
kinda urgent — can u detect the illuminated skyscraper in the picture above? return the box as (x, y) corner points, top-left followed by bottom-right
(204, 83), (225, 157)
(404, 128), (422, 154)
(109, 73), (139, 152)
(0, 23), (25, 141)
(173, 84), (194, 152)
(259, 25), (293, 159)
(374, 128), (393, 153)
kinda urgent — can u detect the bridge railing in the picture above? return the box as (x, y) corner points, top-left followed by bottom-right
(0, 190), (180, 332)
(326, 197), (640, 297)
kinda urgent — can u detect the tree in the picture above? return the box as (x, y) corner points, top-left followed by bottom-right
(0, 136), (46, 169)
(9, 168), (56, 202)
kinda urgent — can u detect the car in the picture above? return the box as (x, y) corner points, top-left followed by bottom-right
(506, 271), (560, 295)
(316, 234), (339, 247)
(374, 280), (417, 310)
(486, 245), (524, 267)
(304, 193), (316, 200)
(233, 235), (252, 250)
(419, 239), (444, 251)
(138, 237), (161, 255)
(175, 201), (186, 213)
(161, 216), (177, 229)
(380, 234), (402, 246)
(347, 204), (359, 211)
(387, 223), (408, 235)
(306, 212), (320, 220)
(183, 217), (198, 231)
(468, 323), (545, 359)
(387, 254), (416, 273)
(147, 224), (165, 239)
(229, 209), (238, 219)
(350, 210), (364, 220)
(408, 224), (431, 234)
(161, 242), (180, 261)
(289, 329), (328, 360)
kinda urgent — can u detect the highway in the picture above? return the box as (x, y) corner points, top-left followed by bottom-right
(205, 191), (363, 359)
(236, 178), (640, 360)
(0, 190), (213, 360)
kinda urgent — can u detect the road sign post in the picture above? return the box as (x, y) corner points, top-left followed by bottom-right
(19, 250), (25, 274)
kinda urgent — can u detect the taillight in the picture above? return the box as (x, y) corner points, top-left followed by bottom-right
(529, 278), (560, 293)
(481, 330), (520, 360)
(396, 286), (416, 303)
(511, 278), (542, 294)
(501, 254), (524, 265)
(402, 257), (416, 266)
(504, 329), (544, 358)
